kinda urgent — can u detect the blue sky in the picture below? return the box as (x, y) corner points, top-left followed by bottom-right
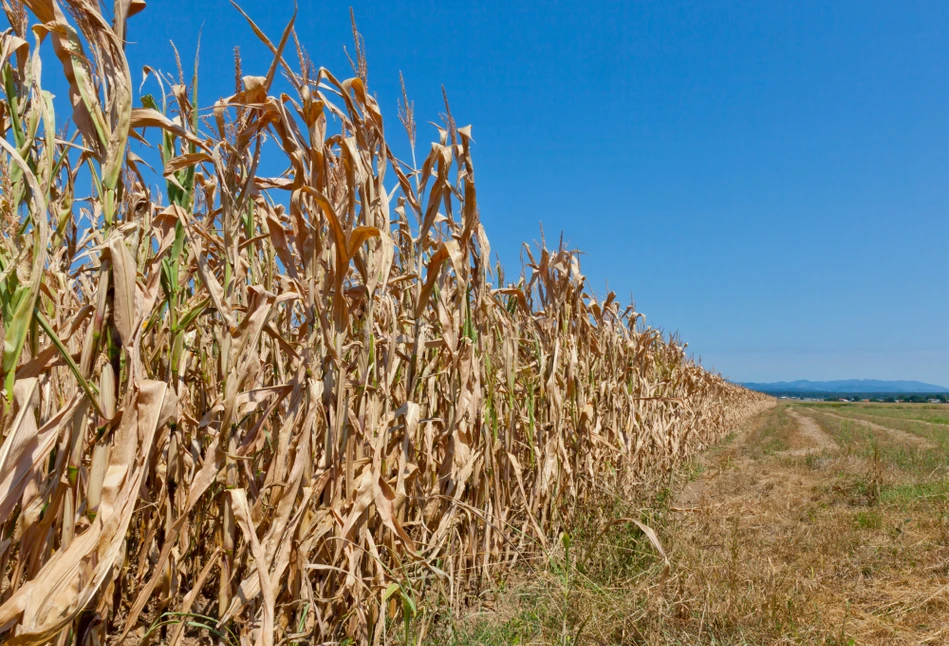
(56, 1), (949, 385)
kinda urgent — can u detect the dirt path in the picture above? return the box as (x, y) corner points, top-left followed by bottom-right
(806, 408), (937, 449)
(786, 408), (838, 454)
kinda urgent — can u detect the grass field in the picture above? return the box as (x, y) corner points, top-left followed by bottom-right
(435, 402), (949, 645)
(810, 402), (949, 429)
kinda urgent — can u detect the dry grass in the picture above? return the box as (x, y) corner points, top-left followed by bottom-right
(0, 2), (772, 644)
(445, 404), (949, 645)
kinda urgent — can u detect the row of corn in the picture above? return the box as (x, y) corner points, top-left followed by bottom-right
(0, 1), (772, 643)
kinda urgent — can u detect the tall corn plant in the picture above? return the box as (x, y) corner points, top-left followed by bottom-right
(0, 1), (773, 644)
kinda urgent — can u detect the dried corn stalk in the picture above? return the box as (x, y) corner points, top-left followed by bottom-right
(0, 2), (772, 643)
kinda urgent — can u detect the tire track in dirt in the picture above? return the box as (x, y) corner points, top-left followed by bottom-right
(785, 409), (838, 455)
(805, 409), (937, 450)
(675, 408), (833, 509)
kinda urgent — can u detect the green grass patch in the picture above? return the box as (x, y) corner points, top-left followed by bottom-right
(446, 609), (543, 645)
(881, 480), (949, 505)
(853, 510), (882, 530)
(812, 403), (949, 429)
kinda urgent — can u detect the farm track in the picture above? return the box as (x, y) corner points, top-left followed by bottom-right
(786, 408), (839, 454)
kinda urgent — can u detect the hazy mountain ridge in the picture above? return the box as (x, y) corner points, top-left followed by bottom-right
(740, 379), (949, 393)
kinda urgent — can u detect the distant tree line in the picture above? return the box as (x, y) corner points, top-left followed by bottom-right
(823, 393), (949, 403)
(762, 391), (949, 403)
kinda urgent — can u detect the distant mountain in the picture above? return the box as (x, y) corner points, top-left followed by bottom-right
(740, 379), (949, 394)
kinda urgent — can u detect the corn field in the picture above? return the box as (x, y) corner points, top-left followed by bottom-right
(0, 1), (772, 643)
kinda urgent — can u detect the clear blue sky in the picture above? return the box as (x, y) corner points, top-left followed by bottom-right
(67, 1), (949, 385)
